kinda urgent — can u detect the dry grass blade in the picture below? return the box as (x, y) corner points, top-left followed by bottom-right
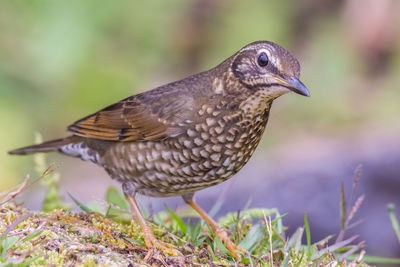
(352, 164), (362, 193)
(312, 235), (359, 261)
(0, 175), (29, 207)
(352, 249), (366, 265)
(340, 182), (347, 230)
(337, 183), (347, 243)
(346, 195), (365, 224)
(339, 240), (366, 261)
(262, 216), (285, 244)
(263, 213), (274, 267)
(347, 165), (362, 226)
(0, 163), (60, 207)
(19, 163), (60, 195)
(336, 166), (365, 244)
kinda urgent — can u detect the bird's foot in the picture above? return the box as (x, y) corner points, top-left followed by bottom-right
(215, 227), (247, 259)
(143, 229), (181, 256)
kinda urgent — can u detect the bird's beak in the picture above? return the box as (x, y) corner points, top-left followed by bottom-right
(274, 76), (310, 97)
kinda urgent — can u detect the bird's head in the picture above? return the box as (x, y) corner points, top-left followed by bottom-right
(229, 41), (310, 98)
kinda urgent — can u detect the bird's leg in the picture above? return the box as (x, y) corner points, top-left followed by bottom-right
(124, 194), (181, 256)
(182, 193), (246, 259)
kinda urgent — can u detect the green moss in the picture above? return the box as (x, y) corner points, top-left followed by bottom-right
(0, 199), (374, 266)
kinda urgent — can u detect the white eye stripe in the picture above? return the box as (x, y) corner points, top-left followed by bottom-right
(257, 49), (271, 57)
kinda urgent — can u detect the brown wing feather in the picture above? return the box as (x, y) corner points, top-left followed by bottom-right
(67, 88), (195, 142)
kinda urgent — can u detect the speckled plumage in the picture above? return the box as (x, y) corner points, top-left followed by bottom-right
(102, 100), (271, 197)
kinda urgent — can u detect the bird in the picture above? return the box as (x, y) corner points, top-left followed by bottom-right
(9, 40), (309, 258)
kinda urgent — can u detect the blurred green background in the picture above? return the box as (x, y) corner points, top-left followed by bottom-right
(1, 0), (400, 258)
(1, 0), (399, 187)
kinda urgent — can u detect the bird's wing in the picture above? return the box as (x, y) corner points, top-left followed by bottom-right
(67, 88), (195, 141)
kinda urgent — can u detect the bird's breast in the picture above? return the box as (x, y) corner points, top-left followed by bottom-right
(100, 95), (272, 197)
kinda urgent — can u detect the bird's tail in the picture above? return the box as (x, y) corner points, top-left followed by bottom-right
(9, 136), (104, 164)
(8, 136), (76, 155)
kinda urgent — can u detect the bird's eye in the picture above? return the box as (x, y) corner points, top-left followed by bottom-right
(257, 52), (269, 67)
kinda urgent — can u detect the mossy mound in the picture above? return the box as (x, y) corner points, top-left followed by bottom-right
(1, 201), (373, 267)
(0, 202), (225, 266)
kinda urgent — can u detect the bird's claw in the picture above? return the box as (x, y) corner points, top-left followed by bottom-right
(215, 228), (247, 259)
(143, 230), (181, 256)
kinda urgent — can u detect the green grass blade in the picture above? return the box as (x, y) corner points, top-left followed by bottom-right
(1, 236), (19, 259)
(243, 196), (253, 211)
(191, 220), (202, 242)
(271, 212), (287, 225)
(347, 254), (400, 264)
(138, 202), (149, 219)
(275, 210), (283, 234)
(209, 196), (224, 218)
(193, 236), (206, 246)
(238, 223), (264, 252)
(86, 202), (105, 215)
(298, 251), (305, 266)
(187, 219), (202, 242)
(166, 206), (187, 235)
(105, 186), (128, 210)
(214, 235), (230, 255)
(304, 213), (311, 258)
(281, 254), (290, 267)
(208, 244), (217, 261)
(22, 230), (43, 242)
(186, 219), (194, 240)
(387, 203), (400, 243)
(219, 208), (277, 226)
(68, 193), (93, 213)
(19, 255), (42, 267)
(125, 237), (143, 246)
(285, 227), (303, 252)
